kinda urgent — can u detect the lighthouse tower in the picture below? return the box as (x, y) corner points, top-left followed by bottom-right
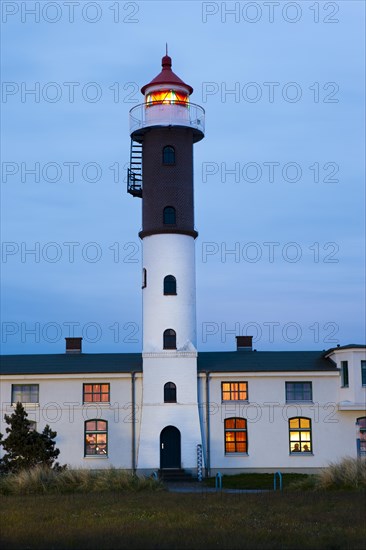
(128, 53), (205, 474)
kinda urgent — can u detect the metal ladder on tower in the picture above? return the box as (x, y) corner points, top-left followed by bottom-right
(127, 140), (143, 197)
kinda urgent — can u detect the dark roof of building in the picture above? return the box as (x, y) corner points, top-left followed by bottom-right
(0, 354), (142, 375)
(197, 351), (337, 373)
(324, 344), (366, 354)
(0, 351), (338, 375)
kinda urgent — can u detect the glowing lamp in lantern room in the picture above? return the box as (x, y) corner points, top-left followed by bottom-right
(129, 53), (204, 142)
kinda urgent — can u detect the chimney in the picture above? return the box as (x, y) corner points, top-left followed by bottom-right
(65, 337), (82, 354)
(236, 336), (253, 352)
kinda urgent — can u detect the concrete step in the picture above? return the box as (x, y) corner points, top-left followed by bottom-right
(159, 469), (195, 482)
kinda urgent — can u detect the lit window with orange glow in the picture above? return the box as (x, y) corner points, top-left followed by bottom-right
(84, 420), (108, 456)
(224, 417), (247, 453)
(146, 90), (189, 106)
(83, 383), (110, 403)
(222, 382), (248, 401)
(289, 417), (312, 453)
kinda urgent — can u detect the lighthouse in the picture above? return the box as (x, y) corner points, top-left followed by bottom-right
(128, 52), (205, 475)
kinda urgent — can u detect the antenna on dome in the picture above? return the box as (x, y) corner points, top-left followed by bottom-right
(166, 43), (168, 56)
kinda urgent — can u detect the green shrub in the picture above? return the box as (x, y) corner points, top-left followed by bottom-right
(0, 466), (163, 495)
(0, 403), (63, 473)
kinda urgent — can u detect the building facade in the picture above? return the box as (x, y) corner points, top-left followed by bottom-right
(1, 56), (365, 475)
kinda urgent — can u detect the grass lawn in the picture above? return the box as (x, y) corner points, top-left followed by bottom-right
(1, 491), (365, 550)
(204, 473), (310, 490)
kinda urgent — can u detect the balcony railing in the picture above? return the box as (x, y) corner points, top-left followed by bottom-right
(129, 101), (205, 140)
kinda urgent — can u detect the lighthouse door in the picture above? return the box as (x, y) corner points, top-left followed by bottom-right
(160, 426), (181, 469)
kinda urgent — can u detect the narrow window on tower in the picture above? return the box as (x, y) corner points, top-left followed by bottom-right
(341, 361), (349, 388)
(164, 275), (177, 295)
(362, 361), (366, 386)
(164, 382), (177, 403)
(163, 329), (176, 350)
(142, 268), (147, 289)
(163, 206), (176, 225)
(162, 146), (175, 165)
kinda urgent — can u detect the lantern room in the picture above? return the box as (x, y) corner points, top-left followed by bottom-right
(129, 54), (205, 143)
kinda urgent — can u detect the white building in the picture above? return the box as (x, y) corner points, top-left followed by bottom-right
(1, 55), (365, 476)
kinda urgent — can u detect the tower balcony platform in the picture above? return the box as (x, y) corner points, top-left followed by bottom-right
(129, 101), (205, 143)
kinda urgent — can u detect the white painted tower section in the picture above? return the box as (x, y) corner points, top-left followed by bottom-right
(137, 353), (202, 471)
(142, 234), (197, 352)
(129, 54), (205, 473)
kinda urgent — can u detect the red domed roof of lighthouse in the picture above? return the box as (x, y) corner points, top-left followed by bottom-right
(141, 54), (193, 95)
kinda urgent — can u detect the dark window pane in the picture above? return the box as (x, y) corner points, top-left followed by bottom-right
(163, 207), (176, 225)
(361, 361), (366, 386)
(357, 417), (366, 429)
(341, 361), (349, 387)
(163, 329), (176, 349)
(164, 275), (177, 295)
(164, 382), (177, 403)
(12, 384), (39, 403)
(163, 146), (175, 165)
(286, 382), (312, 401)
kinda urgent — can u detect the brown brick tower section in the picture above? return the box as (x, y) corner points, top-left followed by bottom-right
(139, 126), (198, 239)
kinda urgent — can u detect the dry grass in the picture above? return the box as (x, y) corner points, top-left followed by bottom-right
(317, 456), (366, 490)
(0, 466), (163, 495)
(289, 457), (366, 491)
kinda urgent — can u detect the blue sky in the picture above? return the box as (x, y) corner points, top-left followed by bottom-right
(1, 0), (365, 354)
